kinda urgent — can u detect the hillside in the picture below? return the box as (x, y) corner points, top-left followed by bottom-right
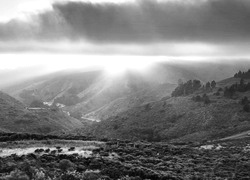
(82, 83), (176, 121)
(81, 77), (250, 142)
(6, 70), (102, 105)
(66, 71), (177, 121)
(0, 91), (83, 134)
(3, 61), (244, 123)
(4, 66), (178, 122)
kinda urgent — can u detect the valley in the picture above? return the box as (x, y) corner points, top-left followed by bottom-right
(1, 63), (250, 179)
(1, 0), (250, 178)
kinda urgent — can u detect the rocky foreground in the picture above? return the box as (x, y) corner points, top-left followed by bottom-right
(0, 135), (250, 180)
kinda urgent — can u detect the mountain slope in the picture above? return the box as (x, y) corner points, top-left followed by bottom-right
(82, 77), (250, 142)
(82, 83), (176, 120)
(67, 71), (177, 120)
(0, 91), (83, 134)
(4, 67), (177, 122)
(4, 61), (250, 125)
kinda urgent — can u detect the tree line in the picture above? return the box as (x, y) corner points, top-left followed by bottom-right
(224, 78), (250, 98)
(234, 69), (250, 79)
(171, 79), (216, 97)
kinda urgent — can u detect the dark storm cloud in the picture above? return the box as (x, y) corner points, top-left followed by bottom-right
(0, 0), (250, 43)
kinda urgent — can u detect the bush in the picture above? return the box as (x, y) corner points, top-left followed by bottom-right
(218, 88), (223, 92)
(83, 171), (101, 180)
(101, 168), (121, 179)
(214, 91), (220, 96)
(203, 94), (211, 104)
(204, 96), (211, 104)
(20, 161), (35, 179)
(61, 173), (80, 180)
(243, 104), (250, 112)
(241, 96), (249, 105)
(59, 159), (75, 171)
(144, 104), (151, 111)
(5, 170), (29, 180)
(192, 95), (202, 102)
(33, 169), (46, 180)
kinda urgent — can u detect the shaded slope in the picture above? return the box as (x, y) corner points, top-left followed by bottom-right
(83, 83), (176, 120)
(83, 78), (250, 142)
(5, 70), (102, 105)
(4, 61), (250, 125)
(0, 91), (83, 134)
(68, 71), (177, 120)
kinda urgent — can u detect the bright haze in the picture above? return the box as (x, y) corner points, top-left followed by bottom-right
(0, 0), (250, 87)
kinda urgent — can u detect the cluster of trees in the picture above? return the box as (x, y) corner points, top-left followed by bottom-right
(241, 96), (250, 112)
(192, 94), (211, 104)
(234, 69), (250, 79)
(224, 78), (250, 98)
(172, 79), (216, 97)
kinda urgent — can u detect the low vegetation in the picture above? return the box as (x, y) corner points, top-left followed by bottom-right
(0, 135), (250, 179)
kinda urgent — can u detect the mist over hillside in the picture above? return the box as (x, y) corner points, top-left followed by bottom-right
(2, 59), (250, 90)
(1, 0), (250, 179)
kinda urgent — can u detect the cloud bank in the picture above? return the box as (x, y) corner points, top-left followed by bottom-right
(0, 0), (250, 56)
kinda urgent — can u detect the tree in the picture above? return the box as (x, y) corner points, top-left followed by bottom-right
(238, 71), (242, 77)
(205, 82), (211, 90)
(193, 80), (201, 90)
(239, 78), (246, 92)
(185, 80), (193, 94)
(234, 70), (250, 79)
(241, 96), (249, 105)
(203, 94), (211, 104)
(247, 83), (250, 91)
(240, 78), (245, 86)
(211, 80), (216, 89)
(243, 103), (250, 112)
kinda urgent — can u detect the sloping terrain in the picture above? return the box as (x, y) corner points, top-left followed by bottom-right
(67, 72), (177, 121)
(4, 61), (246, 123)
(4, 67), (177, 122)
(0, 91), (83, 134)
(83, 83), (176, 120)
(82, 77), (250, 142)
(6, 70), (102, 105)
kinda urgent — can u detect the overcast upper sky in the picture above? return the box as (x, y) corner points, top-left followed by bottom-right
(0, 0), (250, 69)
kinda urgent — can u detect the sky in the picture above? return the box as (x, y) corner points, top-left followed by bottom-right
(0, 0), (250, 70)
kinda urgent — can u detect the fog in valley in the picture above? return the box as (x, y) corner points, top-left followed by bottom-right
(0, 0), (250, 179)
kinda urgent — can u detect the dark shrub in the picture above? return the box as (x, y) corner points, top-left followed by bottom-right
(101, 168), (121, 179)
(144, 104), (151, 111)
(192, 95), (202, 102)
(5, 170), (29, 180)
(241, 96), (249, 105)
(83, 171), (101, 180)
(214, 91), (220, 96)
(203, 94), (211, 104)
(218, 88), (223, 92)
(59, 159), (75, 171)
(243, 104), (250, 112)
(61, 174), (80, 180)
